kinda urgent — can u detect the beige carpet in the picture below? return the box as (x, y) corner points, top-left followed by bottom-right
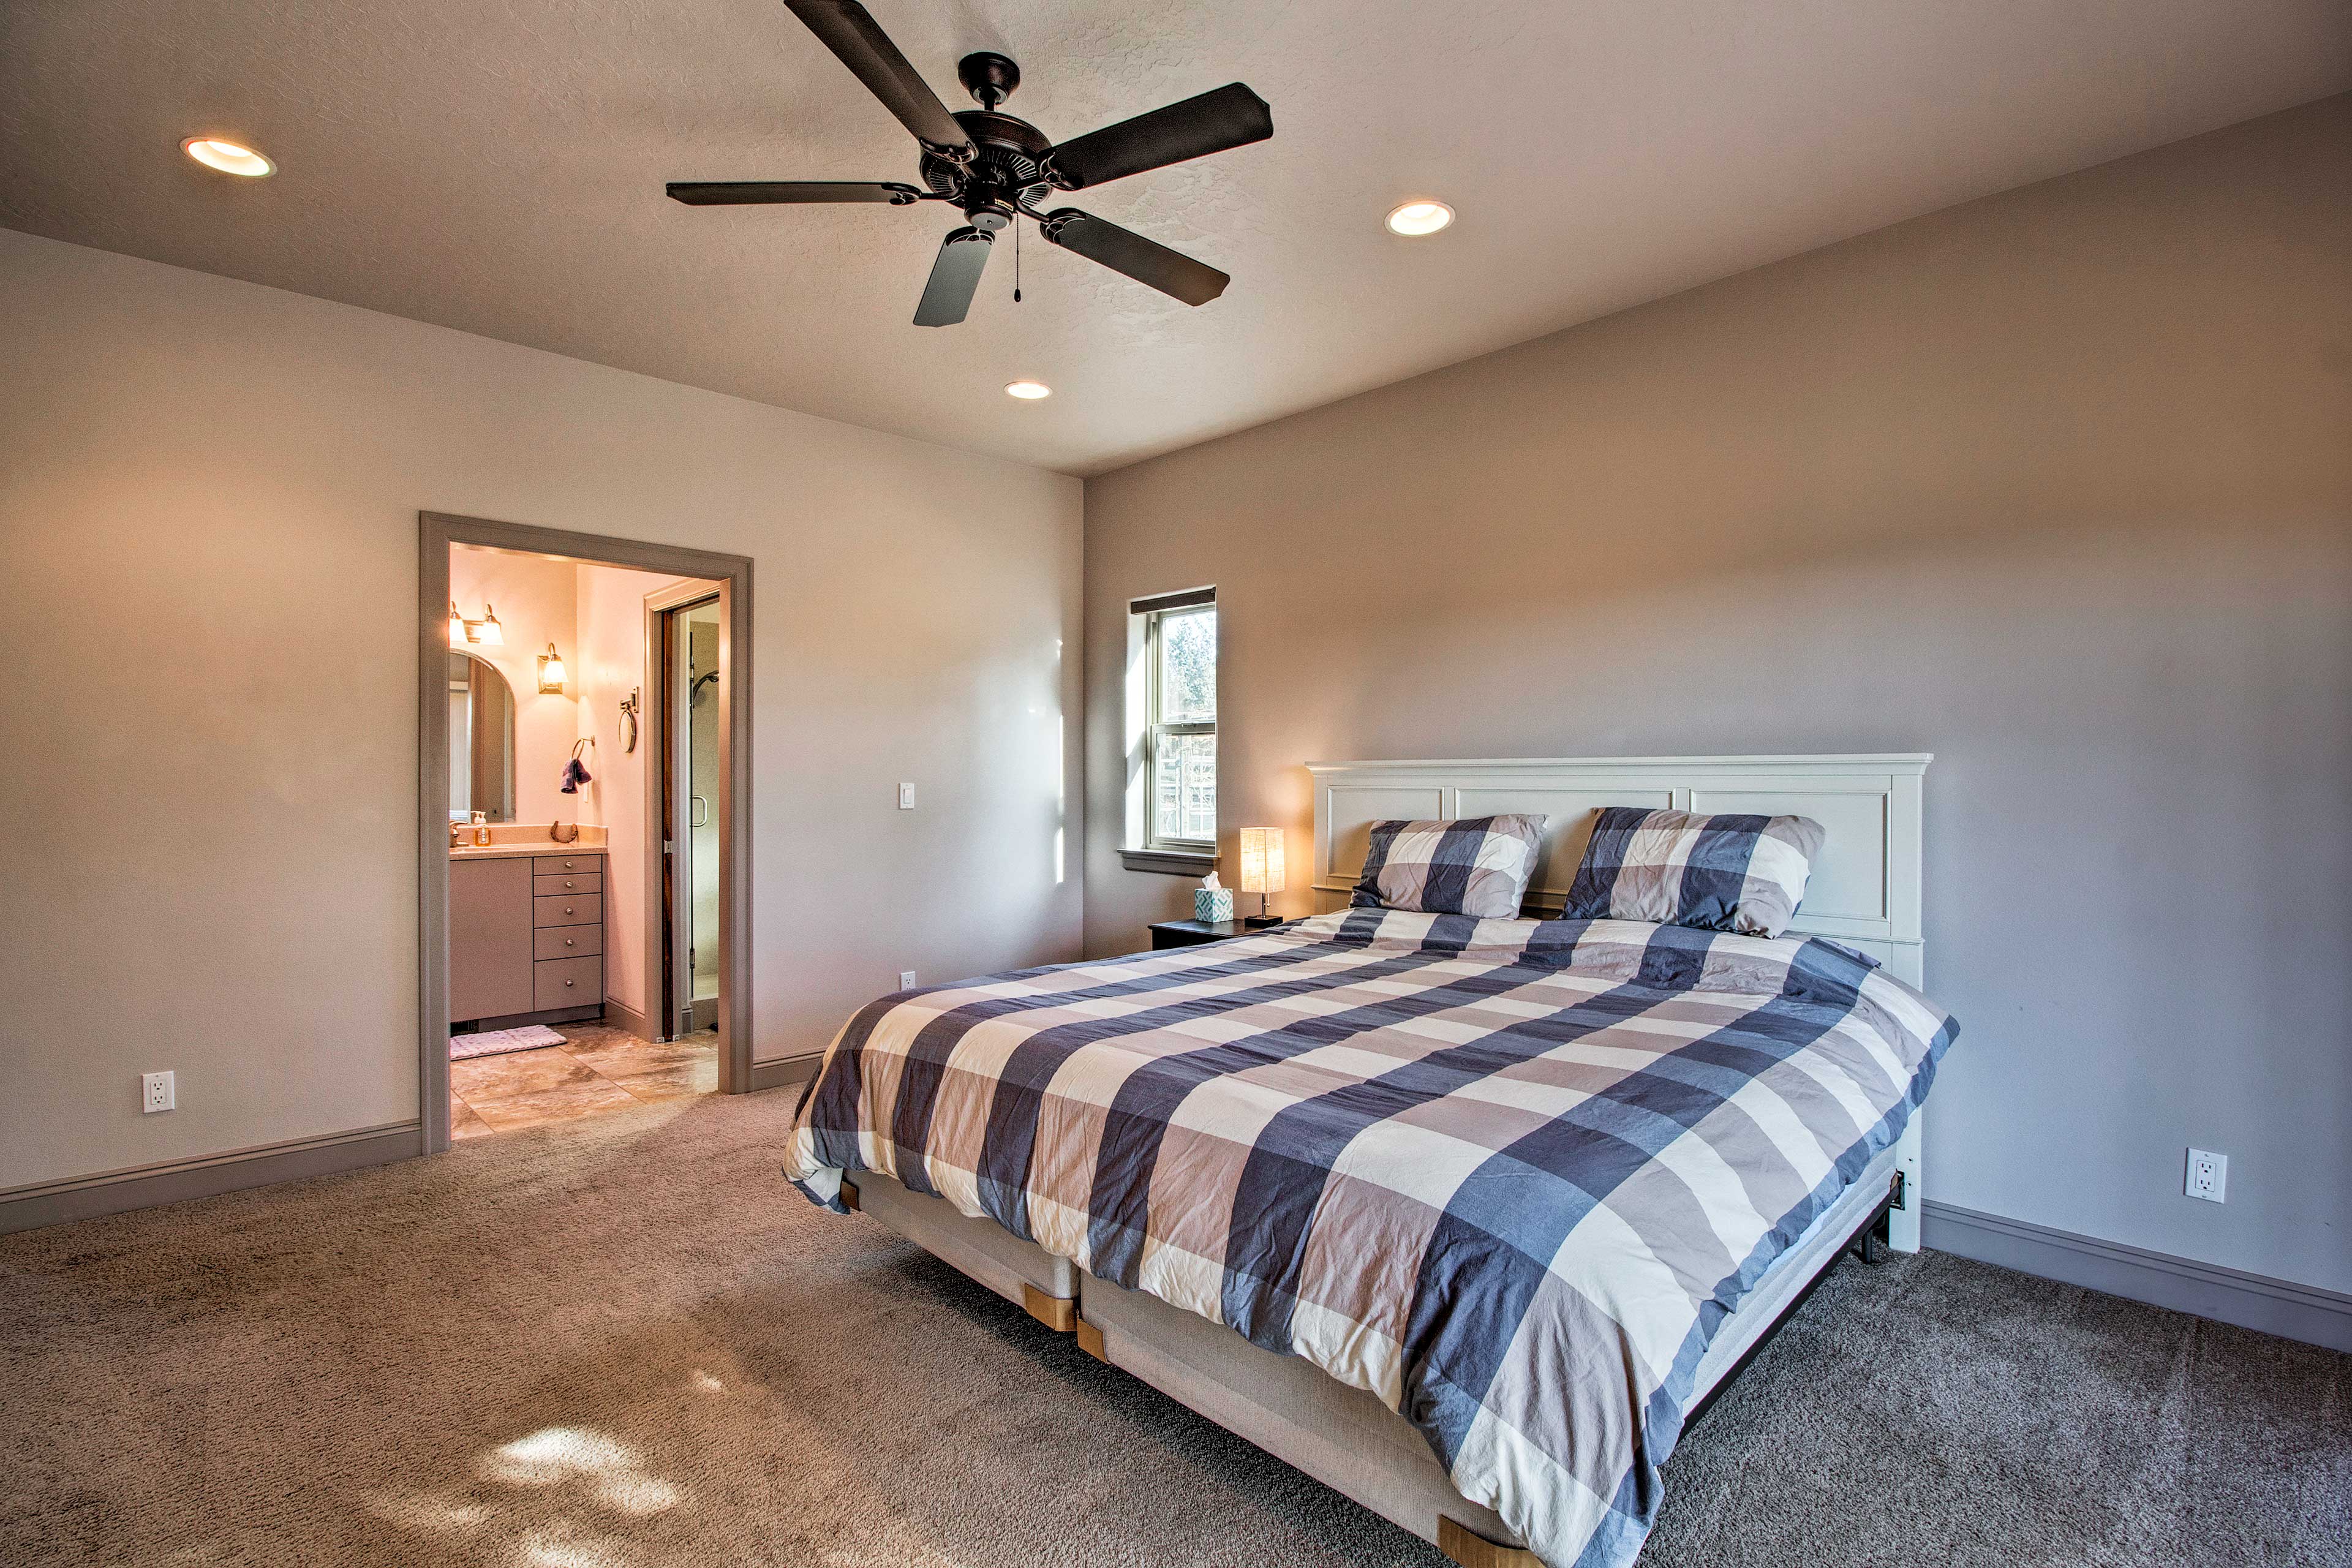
(4, 1090), (2346, 1567)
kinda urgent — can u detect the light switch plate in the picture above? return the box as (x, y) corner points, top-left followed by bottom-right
(898, 782), (914, 810)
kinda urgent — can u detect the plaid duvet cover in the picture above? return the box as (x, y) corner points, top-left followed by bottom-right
(785, 908), (1958, 1568)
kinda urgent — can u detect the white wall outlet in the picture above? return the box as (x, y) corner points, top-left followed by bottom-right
(899, 970), (918, 990)
(141, 1071), (175, 1114)
(2185, 1148), (2227, 1204)
(897, 782), (915, 810)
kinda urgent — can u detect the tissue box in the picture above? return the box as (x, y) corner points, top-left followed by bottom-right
(1194, 888), (1234, 924)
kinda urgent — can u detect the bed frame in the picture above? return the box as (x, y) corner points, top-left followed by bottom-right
(845, 754), (1932, 1567)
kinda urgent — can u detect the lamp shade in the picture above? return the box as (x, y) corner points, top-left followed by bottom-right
(1237, 827), (1286, 895)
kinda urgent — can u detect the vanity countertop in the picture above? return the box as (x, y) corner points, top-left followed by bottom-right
(450, 843), (604, 862)
(448, 831), (606, 861)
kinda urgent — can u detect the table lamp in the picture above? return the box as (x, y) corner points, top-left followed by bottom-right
(1238, 827), (1287, 927)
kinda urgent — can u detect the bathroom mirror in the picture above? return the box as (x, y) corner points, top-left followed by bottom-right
(448, 650), (516, 823)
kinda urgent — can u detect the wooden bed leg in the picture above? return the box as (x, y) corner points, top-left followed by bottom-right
(1020, 1283), (1077, 1334)
(1437, 1517), (1540, 1568)
(1074, 1317), (1106, 1363)
(839, 1178), (860, 1212)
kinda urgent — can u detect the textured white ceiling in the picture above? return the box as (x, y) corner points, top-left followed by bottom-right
(4, 1), (2346, 475)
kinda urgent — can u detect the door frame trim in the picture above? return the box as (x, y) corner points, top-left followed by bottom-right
(418, 512), (754, 1153)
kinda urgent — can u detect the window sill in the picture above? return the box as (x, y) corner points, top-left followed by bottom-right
(1121, 846), (1217, 876)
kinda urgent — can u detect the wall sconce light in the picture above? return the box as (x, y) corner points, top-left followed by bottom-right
(537, 643), (568, 694)
(450, 602), (506, 646)
(1238, 826), (1287, 927)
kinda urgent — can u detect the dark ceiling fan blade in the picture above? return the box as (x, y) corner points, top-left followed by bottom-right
(1041, 83), (1270, 190)
(666, 181), (922, 205)
(913, 226), (992, 326)
(1041, 209), (1227, 306)
(783, 1), (973, 156)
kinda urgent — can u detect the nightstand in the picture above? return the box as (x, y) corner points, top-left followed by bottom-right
(1149, 919), (1254, 949)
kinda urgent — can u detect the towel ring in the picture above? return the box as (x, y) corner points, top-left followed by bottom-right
(619, 687), (641, 754)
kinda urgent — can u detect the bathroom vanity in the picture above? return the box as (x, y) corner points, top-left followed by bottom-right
(450, 845), (605, 1026)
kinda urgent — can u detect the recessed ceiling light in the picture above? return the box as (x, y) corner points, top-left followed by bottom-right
(182, 137), (275, 178)
(1385, 200), (1453, 237)
(1005, 380), (1052, 400)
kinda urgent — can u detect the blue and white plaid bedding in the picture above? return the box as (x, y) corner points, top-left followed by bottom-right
(1563, 807), (1825, 937)
(785, 908), (1958, 1568)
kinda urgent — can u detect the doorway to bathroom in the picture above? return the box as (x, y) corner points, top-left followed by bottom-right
(418, 513), (753, 1155)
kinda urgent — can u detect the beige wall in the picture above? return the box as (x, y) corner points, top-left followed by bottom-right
(447, 546), (579, 826)
(0, 228), (1083, 1194)
(1083, 97), (2352, 1293)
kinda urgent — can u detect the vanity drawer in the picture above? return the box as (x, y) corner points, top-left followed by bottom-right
(533, 955), (602, 1011)
(535, 870), (602, 897)
(536, 853), (603, 875)
(534, 894), (601, 927)
(535, 924), (602, 961)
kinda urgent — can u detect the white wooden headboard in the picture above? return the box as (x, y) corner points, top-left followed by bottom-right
(1304, 754), (1931, 988)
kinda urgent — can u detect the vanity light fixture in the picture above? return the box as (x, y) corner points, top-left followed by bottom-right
(451, 602), (507, 644)
(1384, 199), (1453, 236)
(1005, 380), (1052, 400)
(537, 643), (568, 694)
(182, 137), (275, 178)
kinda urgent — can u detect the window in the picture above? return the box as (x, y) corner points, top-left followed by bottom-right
(1139, 590), (1216, 856)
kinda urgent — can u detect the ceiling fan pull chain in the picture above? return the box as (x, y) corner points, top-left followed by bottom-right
(1014, 219), (1022, 303)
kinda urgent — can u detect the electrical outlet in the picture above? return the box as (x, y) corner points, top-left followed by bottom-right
(899, 970), (918, 990)
(141, 1071), (175, 1114)
(2185, 1148), (2227, 1204)
(897, 782), (915, 810)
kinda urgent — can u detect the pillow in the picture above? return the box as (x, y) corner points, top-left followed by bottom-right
(1351, 815), (1548, 919)
(1561, 807), (1825, 936)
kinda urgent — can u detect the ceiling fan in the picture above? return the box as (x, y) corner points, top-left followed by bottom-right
(666, 0), (1272, 326)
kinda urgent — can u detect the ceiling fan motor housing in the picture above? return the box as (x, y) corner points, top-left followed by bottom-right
(921, 106), (1053, 225)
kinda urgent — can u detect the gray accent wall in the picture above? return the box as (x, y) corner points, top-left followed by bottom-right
(1082, 97), (2352, 1296)
(0, 229), (1083, 1198)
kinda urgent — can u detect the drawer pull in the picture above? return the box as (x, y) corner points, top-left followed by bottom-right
(564, 938), (575, 947)
(564, 979), (576, 987)
(563, 907), (574, 916)
(564, 880), (575, 888)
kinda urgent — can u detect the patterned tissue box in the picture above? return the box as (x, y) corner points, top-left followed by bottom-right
(1194, 888), (1235, 924)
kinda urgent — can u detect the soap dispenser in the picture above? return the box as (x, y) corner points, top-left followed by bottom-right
(472, 810), (489, 847)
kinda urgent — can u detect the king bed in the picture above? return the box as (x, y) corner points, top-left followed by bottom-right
(785, 755), (1953, 1568)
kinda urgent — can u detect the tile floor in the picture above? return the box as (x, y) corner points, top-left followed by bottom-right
(449, 1021), (719, 1137)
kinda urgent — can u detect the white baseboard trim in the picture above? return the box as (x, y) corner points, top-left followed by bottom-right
(748, 1054), (822, 1093)
(0, 1121), (424, 1235)
(1923, 1199), (2352, 1353)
